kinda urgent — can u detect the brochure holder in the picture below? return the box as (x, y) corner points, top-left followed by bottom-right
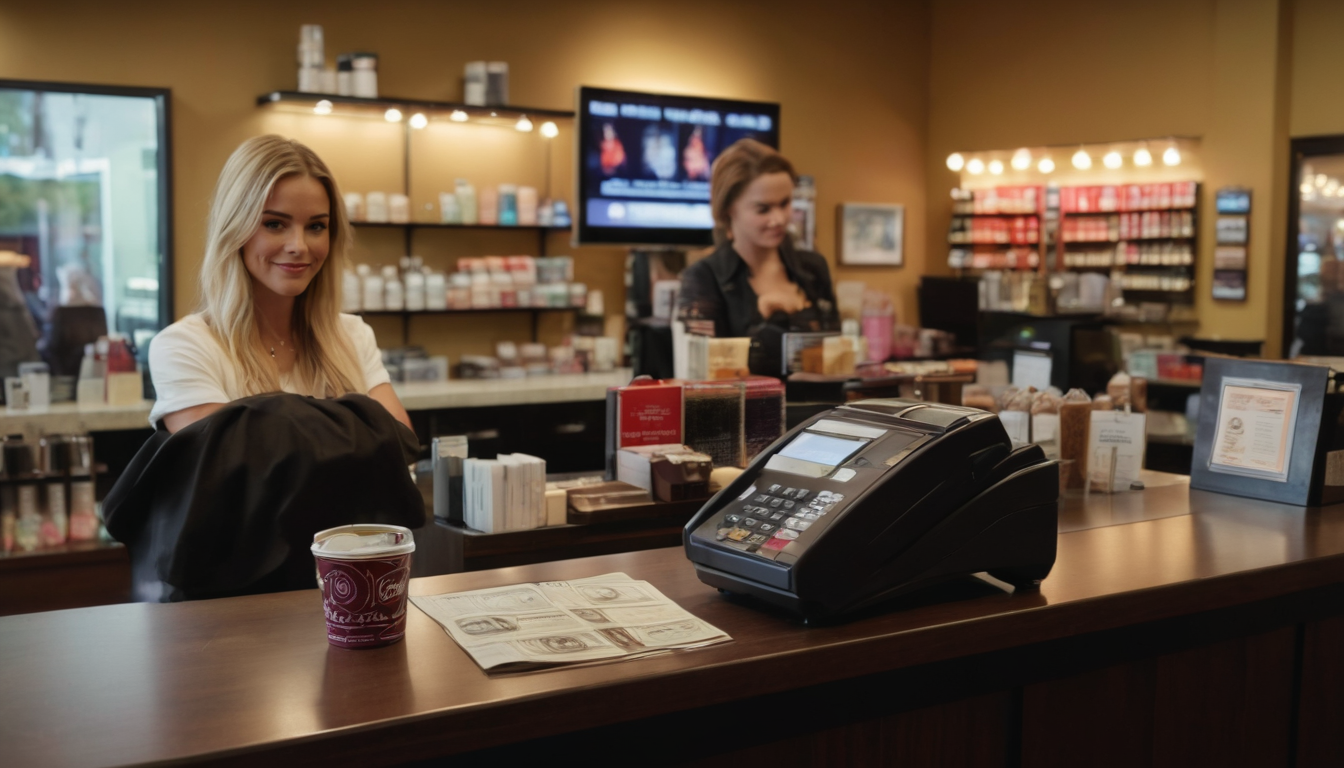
(1190, 358), (1344, 506)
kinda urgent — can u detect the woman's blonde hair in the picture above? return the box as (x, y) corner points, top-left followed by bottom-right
(709, 139), (797, 244)
(198, 135), (365, 398)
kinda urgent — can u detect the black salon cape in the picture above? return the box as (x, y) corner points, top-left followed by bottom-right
(104, 393), (425, 602)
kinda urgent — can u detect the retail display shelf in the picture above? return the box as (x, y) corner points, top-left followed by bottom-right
(951, 212), (1042, 217)
(1062, 207), (1197, 215)
(1149, 377), (1202, 389)
(1062, 236), (1194, 244)
(256, 91), (574, 119)
(357, 306), (582, 317)
(352, 222), (569, 231)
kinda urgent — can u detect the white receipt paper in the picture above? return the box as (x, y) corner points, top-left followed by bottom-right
(411, 572), (731, 671)
(1209, 380), (1300, 482)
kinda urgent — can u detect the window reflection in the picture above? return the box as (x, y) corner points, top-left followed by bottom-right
(0, 82), (169, 397)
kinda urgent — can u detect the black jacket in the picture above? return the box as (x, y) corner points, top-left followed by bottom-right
(677, 241), (840, 375)
(677, 240), (839, 338)
(104, 393), (425, 602)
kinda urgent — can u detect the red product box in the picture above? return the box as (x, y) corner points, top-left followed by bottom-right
(605, 379), (684, 479)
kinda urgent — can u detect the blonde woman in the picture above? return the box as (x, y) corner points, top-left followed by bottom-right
(148, 135), (410, 433)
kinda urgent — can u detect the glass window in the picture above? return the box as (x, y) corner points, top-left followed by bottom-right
(0, 80), (170, 394)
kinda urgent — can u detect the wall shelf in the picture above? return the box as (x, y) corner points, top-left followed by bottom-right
(257, 91), (574, 121)
(358, 306), (585, 345)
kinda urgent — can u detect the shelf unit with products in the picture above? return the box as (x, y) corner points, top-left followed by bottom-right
(947, 186), (1044, 271)
(256, 90), (581, 346)
(1057, 182), (1200, 304)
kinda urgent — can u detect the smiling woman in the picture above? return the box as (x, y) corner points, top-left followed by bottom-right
(146, 135), (410, 433)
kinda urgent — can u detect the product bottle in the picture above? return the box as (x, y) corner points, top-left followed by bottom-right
(517, 186), (538, 226)
(39, 435), (68, 546)
(455, 180), (478, 224)
(66, 435), (97, 541)
(365, 191), (389, 223)
(360, 264), (384, 311)
(382, 265), (404, 311)
(479, 187), (499, 225)
(497, 184), (518, 226)
(424, 271), (447, 310)
(404, 261), (426, 312)
(342, 268), (361, 313)
(439, 192), (460, 224)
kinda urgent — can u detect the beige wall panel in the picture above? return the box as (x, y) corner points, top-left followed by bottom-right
(0, 0), (930, 362)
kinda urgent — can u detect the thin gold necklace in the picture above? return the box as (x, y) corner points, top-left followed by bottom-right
(256, 313), (292, 359)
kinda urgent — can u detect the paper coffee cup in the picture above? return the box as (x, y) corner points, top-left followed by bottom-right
(311, 524), (415, 649)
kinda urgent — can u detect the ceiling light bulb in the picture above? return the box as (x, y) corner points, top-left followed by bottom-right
(540, 121), (559, 138)
(1038, 157), (1055, 173)
(313, 99), (333, 116)
(1072, 149), (1092, 170)
(1011, 149), (1031, 171)
(1316, 174), (1328, 188)
(1301, 182), (1315, 194)
(946, 153), (965, 171)
(988, 159), (1004, 175)
(1133, 147), (1152, 167)
(515, 115), (534, 132)
(1162, 146), (1181, 166)
(450, 110), (469, 122)
(966, 158), (985, 175)
(1103, 151), (1123, 169)
(384, 108), (403, 123)
(408, 113), (428, 129)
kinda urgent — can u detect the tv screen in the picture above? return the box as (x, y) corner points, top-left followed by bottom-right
(574, 86), (781, 247)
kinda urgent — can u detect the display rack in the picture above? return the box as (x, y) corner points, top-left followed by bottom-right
(1057, 182), (1200, 305)
(257, 91), (580, 346)
(946, 186), (1044, 271)
(358, 306), (582, 344)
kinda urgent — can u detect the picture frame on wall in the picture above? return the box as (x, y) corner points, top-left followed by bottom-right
(838, 203), (904, 266)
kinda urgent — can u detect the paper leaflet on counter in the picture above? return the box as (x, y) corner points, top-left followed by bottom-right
(411, 572), (731, 671)
(1088, 410), (1146, 492)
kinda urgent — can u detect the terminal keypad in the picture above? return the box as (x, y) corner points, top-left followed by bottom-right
(716, 486), (846, 553)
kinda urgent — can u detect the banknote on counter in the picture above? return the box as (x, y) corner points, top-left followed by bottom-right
(411, 572), (732, 671)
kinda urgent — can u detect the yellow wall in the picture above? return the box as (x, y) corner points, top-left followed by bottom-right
(927, 0), (1294, 356)
(0, 0), (931, 359)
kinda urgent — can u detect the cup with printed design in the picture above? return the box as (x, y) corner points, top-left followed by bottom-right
(311, 524), (415, 649)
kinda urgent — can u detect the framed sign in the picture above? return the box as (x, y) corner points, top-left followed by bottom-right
(838, 203), (904, 266)
(1190, 358), (1340, 505)
(1207, 378), (1300, 482)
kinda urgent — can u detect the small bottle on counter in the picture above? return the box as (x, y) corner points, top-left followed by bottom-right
(1059, 388), (1092, 490)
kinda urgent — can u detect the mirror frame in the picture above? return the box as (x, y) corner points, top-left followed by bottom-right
(0, 77), (174, 341)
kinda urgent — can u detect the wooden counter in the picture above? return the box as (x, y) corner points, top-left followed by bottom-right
(2, 474), (1342, 767)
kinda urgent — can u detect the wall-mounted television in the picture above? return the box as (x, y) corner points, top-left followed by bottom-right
(574, 86), (780, 247)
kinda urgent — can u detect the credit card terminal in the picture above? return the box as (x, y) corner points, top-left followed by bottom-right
(684, 399), (1059, 619)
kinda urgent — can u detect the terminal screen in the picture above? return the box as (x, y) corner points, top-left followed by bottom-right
(777, 432), (867, 468)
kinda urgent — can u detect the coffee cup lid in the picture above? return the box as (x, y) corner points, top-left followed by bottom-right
(311, 524), (415, 560)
